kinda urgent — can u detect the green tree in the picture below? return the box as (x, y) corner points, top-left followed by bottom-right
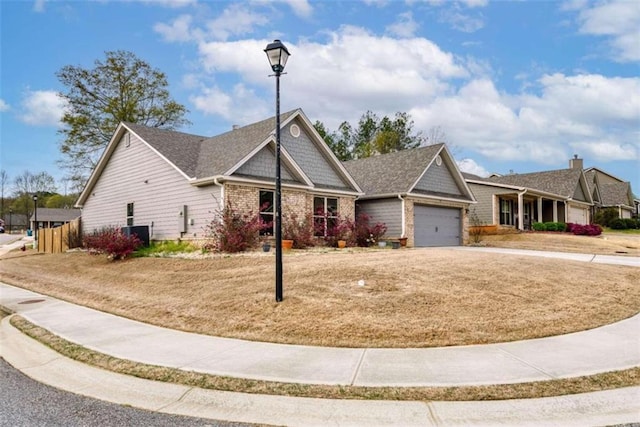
(318, 111), (426, 160)
(313, 120), (352, 161)
(57, 50), (190, 188)
(45, 194), (77, 209)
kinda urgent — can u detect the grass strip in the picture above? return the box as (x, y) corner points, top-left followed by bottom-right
(10, 314), (640, 402)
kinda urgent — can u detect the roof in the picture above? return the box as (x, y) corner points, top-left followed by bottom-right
(30, 208), (81, 222)
(483, 168), (584, 199)
(343, 144), (444, 195)
(599, 181), (633, 207)
(124, 110), (298, 179)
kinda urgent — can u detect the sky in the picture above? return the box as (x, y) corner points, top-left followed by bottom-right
(1, 0), (639, 196)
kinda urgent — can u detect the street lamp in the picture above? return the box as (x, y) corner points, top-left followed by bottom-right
(8, 208), (12, 235)
(264, 39), (290, 302)
(33, 194), (38, 244)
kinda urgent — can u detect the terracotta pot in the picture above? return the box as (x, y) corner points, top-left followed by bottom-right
(337, 240), (346, 249)
(399, 237), (408, 247)
(282, 239), (294, 250)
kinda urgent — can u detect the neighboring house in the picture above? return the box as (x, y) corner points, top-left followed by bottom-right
(465, 156), (593, 230)
(343, 144), (476, 247)
(75, 109), (362, 241)
(584, 167), (636, 219)
(30, 208), (81, 231)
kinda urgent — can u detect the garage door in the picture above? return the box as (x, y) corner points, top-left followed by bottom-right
(568, 206), (588, 225)
(414, 205), (461, 247)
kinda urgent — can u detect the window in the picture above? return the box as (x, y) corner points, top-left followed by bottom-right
(259, 190), (274, 236)
(499, 199), (513, 226)
(126, 202), (134, 226)
(313, 196), (338, 236)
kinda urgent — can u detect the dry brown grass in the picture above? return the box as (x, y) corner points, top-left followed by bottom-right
(2, 233), (638, 348)
(482, 231), (639, 256)
(10, 315), (640, 401)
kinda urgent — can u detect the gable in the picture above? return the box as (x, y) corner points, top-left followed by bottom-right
(280, 119), (352, 189)
(233, 145), (298, 182)
(573, 179), (588, 202)
(413, 156), (463, 196)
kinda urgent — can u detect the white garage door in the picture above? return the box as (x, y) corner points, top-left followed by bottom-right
(414, 205), (461, 247)
(568, 206), (588, 225)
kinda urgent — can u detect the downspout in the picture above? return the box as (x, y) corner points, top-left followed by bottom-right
(214, 176), (225, 209)
(398, 194), (406, 238)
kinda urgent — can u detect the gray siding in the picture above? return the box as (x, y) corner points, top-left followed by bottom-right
(573, 181), (587, 202)
(82, 132), (221, 240)
(414, 162), (462, 195)
(356, 198), (402, 237)
(281, 120), (348, 189)
(235, 145), (295, 181)
(467, 183), (513, 225)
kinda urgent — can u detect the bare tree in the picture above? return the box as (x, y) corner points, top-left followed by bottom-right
(0, 169), (8, 218)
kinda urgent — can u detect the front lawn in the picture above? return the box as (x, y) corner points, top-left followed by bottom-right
(1, 245), (638, 348)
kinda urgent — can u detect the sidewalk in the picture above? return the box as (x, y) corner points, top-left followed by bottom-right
(1, 242), (639, 425)
(1, 282), (639, 387)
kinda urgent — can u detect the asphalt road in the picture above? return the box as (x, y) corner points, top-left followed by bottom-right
(0, 358), (254, 427)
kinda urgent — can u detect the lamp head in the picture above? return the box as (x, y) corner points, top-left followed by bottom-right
(264, 39), (290, 73)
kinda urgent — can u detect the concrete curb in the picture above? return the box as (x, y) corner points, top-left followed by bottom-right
(2, 316), (638, 426)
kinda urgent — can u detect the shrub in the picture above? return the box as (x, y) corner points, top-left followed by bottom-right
(532, 222), (545, 231)
(322, 214), (355, 248)
(610, 219), (627, 230)
(282, 213), (316, 249)
(594, 207), (619, 228)
(134, 240), (196, 257)
(352, 213), (387, 247)
(624, 218), (639, 229)
(566, 223), (602, 236)
(84, 226), (143, 260)
(203, 203), (263, 253)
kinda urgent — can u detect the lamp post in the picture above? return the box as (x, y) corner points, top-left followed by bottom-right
(8, 208), (12, 235)
(264, 39), (290, 302)
(33, 194), (38, 244)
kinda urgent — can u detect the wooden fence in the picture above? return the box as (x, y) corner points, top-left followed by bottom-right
(37, 218), (82, 254)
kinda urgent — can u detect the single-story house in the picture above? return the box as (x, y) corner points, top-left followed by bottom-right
(30, 208), (81, 231)
(343, 144), (476, 247)
(465, 156), (593, 230)
(76, 109), (363, 241)
(584, 167), (636, 219)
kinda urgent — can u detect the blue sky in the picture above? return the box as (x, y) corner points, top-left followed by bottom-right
(1, 0), (639, 195)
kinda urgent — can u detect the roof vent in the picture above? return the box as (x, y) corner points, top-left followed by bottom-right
(232, 124), (240, 130)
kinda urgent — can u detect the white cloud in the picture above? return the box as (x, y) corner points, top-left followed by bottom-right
(457, 158), (489, 177)
(281, 0), (313, 18)
(439, 9), (485, 33)
(205, 4), (268, 41)
(154, 14), (193, 42)
(140, 0), (196, 8)
(190, 84), (268, 124)
(0, 99), (9, 112)
(575, 0), (640, 62)
(19, 90), (67, 126)
(570, 140), (638, 162)
(386, 12), (419, 38)
(33, 0), (46, 12)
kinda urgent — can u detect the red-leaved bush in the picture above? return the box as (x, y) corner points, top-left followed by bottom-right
(84, 226), (143, 260)
(203, 203), (264, 253)
(566, 223), (603, 236)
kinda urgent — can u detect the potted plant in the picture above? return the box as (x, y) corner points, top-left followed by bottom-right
(262, 242), (271, 252)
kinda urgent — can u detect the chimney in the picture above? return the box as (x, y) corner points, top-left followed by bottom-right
(232, 124), (240, 131)
(569, 154), (583, 170)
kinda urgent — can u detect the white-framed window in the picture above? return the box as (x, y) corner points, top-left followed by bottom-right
(313, 196), (338, 236)
(500, 198), (513, 226)
(126, 202), (134, 226)
(259, 190), (274, 236)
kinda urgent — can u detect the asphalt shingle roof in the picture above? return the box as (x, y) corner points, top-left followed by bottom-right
(485, 168), (583, 198)
(600, 181), (632, 206)
(31, 208), (81, 222)
(124, 110), (298, 179)
(343, 144), (443, 196)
